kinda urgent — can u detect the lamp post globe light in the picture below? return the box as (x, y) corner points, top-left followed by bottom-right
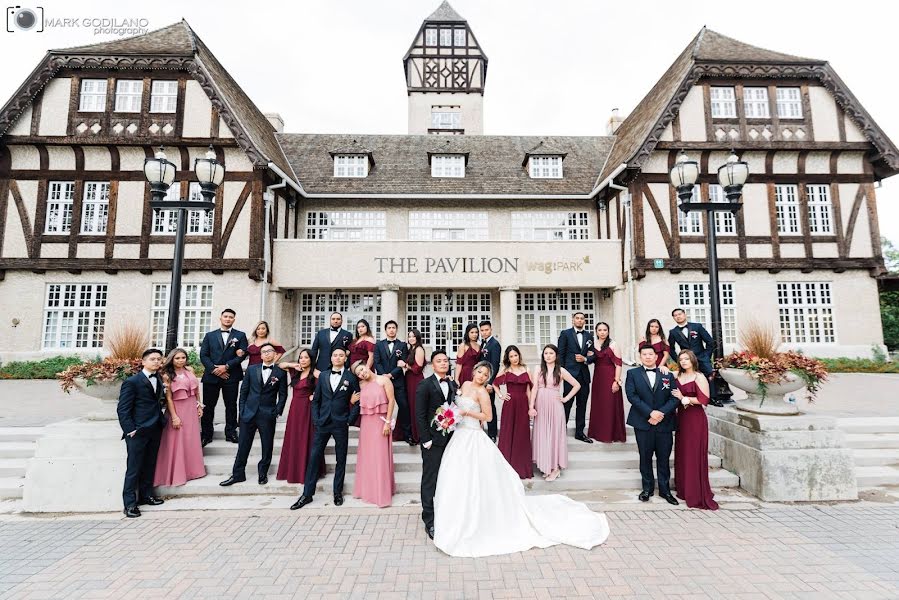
(669, 150), (748, 404)
(145, 146), (223, 353)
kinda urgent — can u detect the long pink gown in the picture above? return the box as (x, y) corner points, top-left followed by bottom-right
(532, 372), (568, 475)
(353, 381), (395, 507)
(154, 369), (206, 486)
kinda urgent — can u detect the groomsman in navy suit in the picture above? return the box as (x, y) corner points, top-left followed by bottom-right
(310, 312), (353, 377)
(478, 320), (502, 443)
(667, 307), (723, 407)
(625, 343), (681, 505)
(219, 343), (288, 487)
(374, 321), (413, 444)
(199, 308), (249, 445)
(557, 311), (594, 443)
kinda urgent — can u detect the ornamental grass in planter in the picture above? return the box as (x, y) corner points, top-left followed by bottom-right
(57, 322), (149, 394)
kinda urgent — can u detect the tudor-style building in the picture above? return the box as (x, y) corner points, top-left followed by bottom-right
(0, 2), (895, 362)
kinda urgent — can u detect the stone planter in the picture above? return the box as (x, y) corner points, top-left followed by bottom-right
(73, 378), (123, 421)
(719, 368), (805, 415)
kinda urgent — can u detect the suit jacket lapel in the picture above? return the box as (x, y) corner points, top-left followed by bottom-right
(639, 368), (651, 393)
(651, 369), (661, 393)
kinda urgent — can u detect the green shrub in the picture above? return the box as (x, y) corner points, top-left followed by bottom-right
(0, 356), (84, 379)
(818, 357), (899, 373)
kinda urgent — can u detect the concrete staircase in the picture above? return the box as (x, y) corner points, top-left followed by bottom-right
(0, 427), (43, 499)
(839, 417), (899, 488)
(156, 423), (740, 499)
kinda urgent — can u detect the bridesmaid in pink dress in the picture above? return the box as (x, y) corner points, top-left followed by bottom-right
(246, 321), (285, 366)
(154, 348), (206, 487)
(454, 323), (481, 386)
(672, 350), (719, 510)
(530, 344), (581, 482)
(276, 349), (325, 484)
(587, 322), (626, 443)
(639, 318), (671, 368)
(494, 345), (533, 479)
(397, 329), (426, 443)
(350, 361), (396, 508)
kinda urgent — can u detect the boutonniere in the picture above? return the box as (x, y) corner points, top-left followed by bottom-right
(689, 331), (698, 339)
(269, 376), (279, 385)
(395, 349), (402, 357)
(339, 379), (349, 391)
(662, 378), (671, 390)
(585, 340), (593, 348)
(481, 348), (489, 357)
(228, 337), (238, 347)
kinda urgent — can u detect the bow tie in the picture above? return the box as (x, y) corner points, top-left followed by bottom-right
(147, 373), (158, 379)
(262, 366), (272, 371)
(575, 330), (583, 334)
(331, 370), (342, 375)
(439, 377), (451, 383)
(220, 330), (231, 334)
(330, 328), (340, 332)
(644, 368), (656, 373)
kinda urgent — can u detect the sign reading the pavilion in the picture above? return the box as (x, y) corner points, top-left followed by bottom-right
(373, 255), (591, 275)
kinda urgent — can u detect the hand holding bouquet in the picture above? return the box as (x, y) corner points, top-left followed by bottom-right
(431, 402), (459, 436)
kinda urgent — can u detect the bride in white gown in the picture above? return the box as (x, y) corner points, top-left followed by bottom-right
(433, 361), (610, 557)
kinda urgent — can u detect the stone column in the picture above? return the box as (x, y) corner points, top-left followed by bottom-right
(499, 286), (518, 347)
(379, 285), (400, 326)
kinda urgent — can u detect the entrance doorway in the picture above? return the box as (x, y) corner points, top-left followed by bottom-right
(405, 291), (492, 355)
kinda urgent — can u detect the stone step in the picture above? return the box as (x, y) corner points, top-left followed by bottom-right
(852, 449), (899, 468)
(0, 442), (37, 459)
(0, 477), (24, 499)
(837, 418), (899, 434)
(855, 465), (899, 488)
(844, 433), (899, 449)
(156, 467), (740, 498)
(0, 427), (44, 443)
(0, 458), (27, 478)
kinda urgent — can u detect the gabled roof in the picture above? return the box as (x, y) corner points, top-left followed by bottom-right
(277, 134), (613, 196)
(51, 21), (195, 56)
(598, 27), (899, 183)
(425, 1), (467, 23)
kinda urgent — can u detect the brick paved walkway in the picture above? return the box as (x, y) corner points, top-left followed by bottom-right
(1, 504), (898, 599)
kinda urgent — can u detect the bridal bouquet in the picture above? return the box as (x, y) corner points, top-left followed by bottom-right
(432, 402), (459, 435)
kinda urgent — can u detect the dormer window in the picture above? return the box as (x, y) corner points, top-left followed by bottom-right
(425, 28), (437, 46)
(529, 155), (563, 179)
(333, 154), (368, 178)
(431, 154), (465, 178)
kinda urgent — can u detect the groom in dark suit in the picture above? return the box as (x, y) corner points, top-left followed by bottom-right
(668, 307), (722, 407)
(310, 312), (353, 377)
(374, 320), (413, 444)
(117, 348), (167, 518)
(625, 343), (681, 505)
(557, 311), (594, 443)
(478, 320), (502, 443)
(416, 350), (456, 540)
(199, 308), (249, 444)
(219, 343), (288, 487)
(290, 347), (361, 509)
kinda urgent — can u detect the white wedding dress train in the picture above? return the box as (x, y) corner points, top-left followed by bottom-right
(433, 396), (610, 557)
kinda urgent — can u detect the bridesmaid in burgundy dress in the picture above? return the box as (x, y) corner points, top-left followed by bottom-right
(246, 321), (285, 366)
(454, 323), (481, 386)
(672, 349), (719, 510)
(639, 318), (670, 368)
(348, 319), (376, 370)
(396, 329), (426, 443)
(494, 345), (533, 479)
(276, 349), (324, 484)
(587, 322), (626, 443)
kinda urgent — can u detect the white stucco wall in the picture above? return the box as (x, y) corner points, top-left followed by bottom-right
(808, 86), (840, 142)
(37, 77), (71, 136)
(678, 87), (706, 142)
(182, 80), (212, 138)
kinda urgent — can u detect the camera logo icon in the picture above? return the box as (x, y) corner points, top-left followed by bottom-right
(7, 6), (43, 32)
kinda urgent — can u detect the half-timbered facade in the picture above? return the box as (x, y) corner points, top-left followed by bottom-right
(0, 4), (895, 361)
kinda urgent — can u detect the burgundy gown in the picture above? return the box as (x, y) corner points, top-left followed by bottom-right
(674, 379), (719, 510)
(395, 350), (425, 442)
(649, 339), (670, 367)
(276, 371), (325, 484)
(455, 346), (480, 384)
(246, 343), (285, 366)
(587, 346), (626, 443)
(349, 339), (374, 368)
(494, 371), (534, 479)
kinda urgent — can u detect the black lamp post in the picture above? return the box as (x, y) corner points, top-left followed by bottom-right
(669, 150), (749, 403)
(145, 146), (224, 352)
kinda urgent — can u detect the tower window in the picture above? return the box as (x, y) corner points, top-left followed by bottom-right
(431, 107), (461, 131)
(454, 29), (466, 46)
(440, 28), (452, 46)
(425, 28), (437, 46)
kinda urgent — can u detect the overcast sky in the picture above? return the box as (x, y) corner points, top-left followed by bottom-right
(1, 0), (897, 246)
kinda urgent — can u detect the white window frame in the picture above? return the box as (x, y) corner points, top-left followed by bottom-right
(150, 80), (178, 113)
(80, 182), (110, 234)
(775, 184), (800, 234)
(409, 211), (487, 240)
(511, 211), (589, 241)
(431, 109), (461, 130)
(45, 181), (75, 233)
(406, 292), (491, 349)
(528, 156), (563, 179)
(776, 87), (803, 119)
(152, 182), (214, 235)
(425, 28), (437, 46)
(453, 28), (466, 47)
(709, 184), (736, 235)
(333, 154), (368, 178)
(678, 185), (704, 234)
(114, 80), (143, 113)
(743, 87), (770, 118)
(678, 282), (737, 345)
(777, 282), (835, 344)
(151, 283), (214, 349)
(42, 283), (107, 349)
(305, 211), (386, 240)
(299, 292), (381, 346)
(78, 79), (108, 112)
(517, 291), (596, 347)
(806, 184), (833, 235)
(439, 28), (452, 46)
(430, 155), (465, 178)
(710, 86), (737, 118)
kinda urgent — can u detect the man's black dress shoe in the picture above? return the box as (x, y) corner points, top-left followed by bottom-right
(219, 476), (245, 487)
(638, 491), (651, 502)
(334, 493), (344, 506)
(575, 434), (594, 444)
(258, 474), (268, 485)
(426, 526), (435, 540)
(201, 438), (212, 447)
(138, 496), (164, 506)
(709, 398), (724, 407)
(405, 437), (418, 446)
(290, 495), (313, 510)
(661, 493), (679, 506)
(123, 506), (141, 518)
(225, 434), (239, 443)
(489, 436), (497, 444)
